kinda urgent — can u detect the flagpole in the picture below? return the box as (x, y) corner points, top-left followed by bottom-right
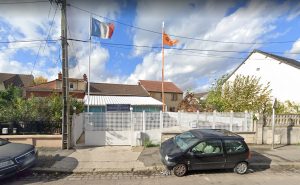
(87, 15), (91, 113)
(162, 21), (165, 112)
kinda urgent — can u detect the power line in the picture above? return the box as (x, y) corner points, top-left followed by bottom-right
(0, 0), (48, 5)
(31, 3), (58, 75)
(68, 3), (297, 45)
(0, 39), (59, 44)
(67, 38), (300, 55)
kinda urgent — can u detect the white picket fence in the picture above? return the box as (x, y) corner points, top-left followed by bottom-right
(72, 111), (253, 146)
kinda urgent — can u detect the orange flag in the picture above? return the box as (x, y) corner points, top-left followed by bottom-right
(163, 32), (178, 46)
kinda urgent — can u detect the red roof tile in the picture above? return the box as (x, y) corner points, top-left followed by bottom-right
(26, 80), (57, 90)
(139, 80), (183, 93)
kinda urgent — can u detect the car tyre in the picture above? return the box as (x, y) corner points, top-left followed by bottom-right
(173, 164), (187, 177)
(234, 162), (248, 174)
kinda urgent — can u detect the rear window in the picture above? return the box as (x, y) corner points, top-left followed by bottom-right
(224, 140), (246, 154)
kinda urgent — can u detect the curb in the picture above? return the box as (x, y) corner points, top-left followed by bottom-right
(31, 165), (166, 174)
(31, 163), (300, 174)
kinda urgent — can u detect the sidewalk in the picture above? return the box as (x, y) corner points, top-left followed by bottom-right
(33, 145), (300, 174)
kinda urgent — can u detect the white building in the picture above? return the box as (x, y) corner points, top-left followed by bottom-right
(227, 50), (300, 103)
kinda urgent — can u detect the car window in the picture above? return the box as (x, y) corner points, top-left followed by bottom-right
(0, 138), (9, 146)
(224, 140), (246, 154)
(174, 131), (199, 151)
(192, 140), (223, 155)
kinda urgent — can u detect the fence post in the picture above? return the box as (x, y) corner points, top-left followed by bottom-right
(142, 111), (146, 146)
(230, 110), (233, 131)
(250, 111), (254, 132)
(177, 111), (181, 126)
(244, 110), (248, 131)
(160, 111), (163, 144)
(197, 110), (199, 128)
(130, 109), (134, 146)
(212, 110), (216, 129)
(142, 111), (146, 133)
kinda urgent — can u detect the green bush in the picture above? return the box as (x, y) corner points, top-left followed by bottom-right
(144, 139), (159, 148)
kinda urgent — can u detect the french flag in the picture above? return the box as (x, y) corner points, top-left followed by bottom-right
(91, 17), (114, 39)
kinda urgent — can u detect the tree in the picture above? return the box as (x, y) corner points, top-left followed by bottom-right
(177, 91), (200, 112)
(34, 76), (48, 85)
(206, 75), (272, 112)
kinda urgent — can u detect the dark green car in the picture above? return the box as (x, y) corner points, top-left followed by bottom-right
(160, 129), (251, 177)
(0, 138), (38, 179)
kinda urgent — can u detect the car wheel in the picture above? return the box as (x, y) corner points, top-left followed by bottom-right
(173, 164), (187, 177)
(234, 162), (248, 174)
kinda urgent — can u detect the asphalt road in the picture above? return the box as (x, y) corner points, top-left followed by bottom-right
(3, 167), (300, 185)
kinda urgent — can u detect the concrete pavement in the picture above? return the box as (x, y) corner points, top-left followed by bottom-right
(33, 145), (300, 174)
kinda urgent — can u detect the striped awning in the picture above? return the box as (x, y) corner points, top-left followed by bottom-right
(84, 95), (163, 106)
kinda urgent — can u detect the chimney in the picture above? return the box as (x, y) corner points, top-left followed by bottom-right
(83, 74), (87, 82)
(58, 72), (62, 80)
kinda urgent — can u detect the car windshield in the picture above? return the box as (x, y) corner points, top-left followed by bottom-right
(174, 131), (199, 151)
(0, 138), (9, 146)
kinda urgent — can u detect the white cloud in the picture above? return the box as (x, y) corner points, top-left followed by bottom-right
(0, 0), (121, 82)
(285, 38), (300, 60)
(128, 0), (292, 92)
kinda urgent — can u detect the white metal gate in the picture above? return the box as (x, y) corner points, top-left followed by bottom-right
(72, 111), (253, 146)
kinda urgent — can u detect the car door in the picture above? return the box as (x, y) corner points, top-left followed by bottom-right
(187, 139), (226, 170)
(223, 139), (249, 169)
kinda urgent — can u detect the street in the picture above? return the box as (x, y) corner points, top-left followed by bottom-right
(3, 167), (300, 185)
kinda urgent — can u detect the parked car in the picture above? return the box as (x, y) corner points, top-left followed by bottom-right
(160, 129), (251, 177)
(0, 138), (38, 179)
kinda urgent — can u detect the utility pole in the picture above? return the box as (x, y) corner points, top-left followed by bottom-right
(57, 0), (70, 149)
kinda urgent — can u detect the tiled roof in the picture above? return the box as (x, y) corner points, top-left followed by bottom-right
(26, 80), (57, 90)
(89, 83), (150, 96)
(84, 95), (162, 106)
(0, 73), (34, 87)
(139, 80), (183, 93)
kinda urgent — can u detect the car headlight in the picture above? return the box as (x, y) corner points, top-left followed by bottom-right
(0, 160), (14, 168)
(165, 155), (169, 161)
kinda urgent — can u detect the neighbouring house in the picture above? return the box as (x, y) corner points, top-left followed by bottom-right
(85, 82), (163, 112)
(227, 49), (300, 103)
(138, 80), (183, 112)
(25, 72), (86, 99)
(0, 72), (34, 91)
(194, 92), (209, 101)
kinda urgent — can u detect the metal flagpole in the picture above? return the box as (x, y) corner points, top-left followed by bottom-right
(162, 21), (165, 112)
(87, 15), (91, 113)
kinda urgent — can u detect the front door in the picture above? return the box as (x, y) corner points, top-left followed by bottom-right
(188, 139), (225, 170)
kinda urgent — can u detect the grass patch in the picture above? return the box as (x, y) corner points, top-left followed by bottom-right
(144, 139), (160, 148)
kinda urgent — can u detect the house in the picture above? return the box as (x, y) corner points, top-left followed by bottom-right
(0, 73), (34, 91)
(85, 82), (162, 112)
(194, 92), (209, 101)
(26, 73), (86, 99)
(227, 49), (300, 102)
(138, 80), (183, 112)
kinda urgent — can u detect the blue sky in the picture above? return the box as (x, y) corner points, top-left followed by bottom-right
(0, 0), (300, 92)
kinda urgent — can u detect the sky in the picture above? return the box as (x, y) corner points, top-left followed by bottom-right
(0, 0), (300, 93)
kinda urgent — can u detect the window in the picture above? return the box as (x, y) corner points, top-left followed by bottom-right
(171, 93), (177, 101)
(224, 140), (246, 154)
(174, 132), (199, 151)
(192, 140), (223, 155)
(69, 83), (74, 90)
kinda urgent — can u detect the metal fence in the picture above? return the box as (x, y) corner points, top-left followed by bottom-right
(83, 111), (253, 132)
(0, 121), (61, 135)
